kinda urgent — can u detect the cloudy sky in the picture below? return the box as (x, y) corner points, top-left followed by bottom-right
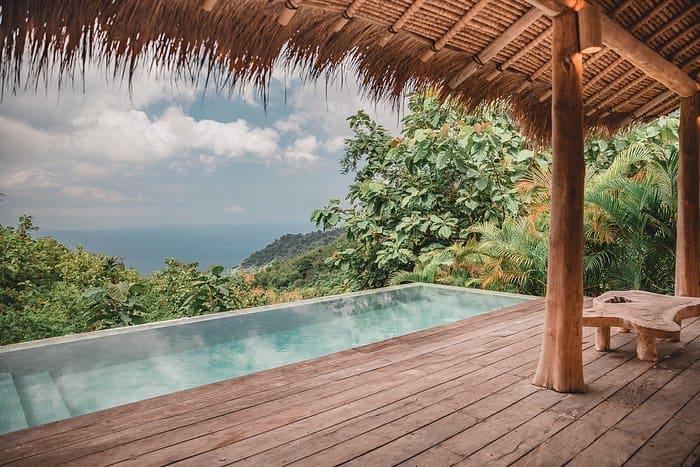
(0, 64), (403, 230)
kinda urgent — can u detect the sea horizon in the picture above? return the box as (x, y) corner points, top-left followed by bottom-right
(42, 223), (316, 275)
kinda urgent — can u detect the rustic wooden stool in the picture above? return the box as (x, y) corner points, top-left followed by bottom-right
(582, 290), (700, 361)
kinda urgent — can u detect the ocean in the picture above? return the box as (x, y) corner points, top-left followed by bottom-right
(44, 224), (314, 275)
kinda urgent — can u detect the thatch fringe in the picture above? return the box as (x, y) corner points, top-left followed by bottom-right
(0, 0), (686, 144)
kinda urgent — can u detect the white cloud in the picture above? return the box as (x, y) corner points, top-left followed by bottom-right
(223, 205), (245, 214)
(284, 136), (319, 165)
(60, 186), (143, 203)
(0, 168), (58, 188)
(322, 136), (345, 153)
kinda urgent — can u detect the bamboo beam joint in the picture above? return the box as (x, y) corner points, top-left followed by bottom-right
(200, 0), (219, 12)
(420, 0), (489, 62)
(278, 0), (302, 26)
(449, 7), (542, 88)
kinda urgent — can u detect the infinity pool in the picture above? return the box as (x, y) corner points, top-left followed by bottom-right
(0, 284), (530, 434)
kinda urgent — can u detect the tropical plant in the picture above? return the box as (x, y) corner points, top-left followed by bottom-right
(388, 249), (456, 285)
(457, 218), (549, 295)
(83, 282), (148, 329)
(181, 265), (241, 315)
(583, 142), (677, 293)
(312, 93), (547, 288)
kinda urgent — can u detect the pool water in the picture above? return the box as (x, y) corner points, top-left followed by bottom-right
(0, 284), (530, 434)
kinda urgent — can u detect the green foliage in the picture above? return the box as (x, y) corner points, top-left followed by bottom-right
(83, 282), (148, 329)
(252, 236), (359, 296)
(584, 112), (679, 172)
(0, 220), (295, 345)
(240, 229), (344, 269)
(583, 141), (677, 294)
(445, 117), (680, 296)
(181, 265), (242, 315)
(312, 93), (547, 288)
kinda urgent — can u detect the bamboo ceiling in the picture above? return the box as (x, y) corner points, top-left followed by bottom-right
(0, 0), (698, 142)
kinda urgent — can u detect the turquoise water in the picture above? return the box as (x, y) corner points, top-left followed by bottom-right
(0, 285), (529, 434)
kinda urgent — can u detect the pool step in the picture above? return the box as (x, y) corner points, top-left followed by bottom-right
(14, 372), (71, 427)
(0, 373), (29, 434)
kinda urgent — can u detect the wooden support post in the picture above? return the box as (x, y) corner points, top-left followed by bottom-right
(533, 9), (586, 393)
(675, 92), (700, 297)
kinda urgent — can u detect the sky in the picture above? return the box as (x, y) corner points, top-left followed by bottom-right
(0, 63), (404, 230)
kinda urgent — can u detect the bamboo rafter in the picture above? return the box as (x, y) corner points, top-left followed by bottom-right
(674, 37), (700, 63)
(278, 0), (303, 26)
(622, 89), (676, 126)
(516, 60), (550, 92)
(660, 23), (700, 56)
(611, 0), (635, 18)
(419, 0), (491, 62)
(586, 68), (643, 116)
(629, 0), (675, 34)
(378, 0), (428, 47)
(584, 55), (625, 92)
(448, 7), (542, 88)
(486, 25), (551, 81)
(645, 6), (700, 46)
(609, 75), (653, 113)
(331, 0), (368, 32)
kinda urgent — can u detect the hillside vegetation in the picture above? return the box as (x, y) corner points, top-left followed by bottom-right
(239, 229), (344, 269)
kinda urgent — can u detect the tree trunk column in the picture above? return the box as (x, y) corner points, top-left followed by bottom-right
(675, 92), (700, 297)
(533, 9), (586, 393)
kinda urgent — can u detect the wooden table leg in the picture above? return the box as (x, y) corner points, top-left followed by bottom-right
(636, 333), (658, 361)
(595, 327), (611, 351)
(669, 318), (681, 342)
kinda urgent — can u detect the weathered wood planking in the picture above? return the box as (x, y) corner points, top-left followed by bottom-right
(0, 301), (699, 466)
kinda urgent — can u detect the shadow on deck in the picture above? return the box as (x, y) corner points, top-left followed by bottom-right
(1, 299), (698, 466)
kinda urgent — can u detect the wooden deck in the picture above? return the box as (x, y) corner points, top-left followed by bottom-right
(1, 298), (699, 466)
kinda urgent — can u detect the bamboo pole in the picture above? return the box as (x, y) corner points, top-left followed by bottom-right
(449, 8), (542, 88)
(378, 0), (428, 47)
(200, 0), (218, 12)
(487, 25), (551, 81)
(278, 0), (302, 26)
(619, 89), (675, 127)
(585, 67), (639, 116)
(419, 0), (489, 62)
(533, 8), (586, 393)
(332, 0), (368, 32)
(675, 92), (700, 297)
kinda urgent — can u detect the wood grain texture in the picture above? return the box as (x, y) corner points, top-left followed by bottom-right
(532, 9), (586, 393)
(1, 304), (700, 466)
(676, 92), (700, 297)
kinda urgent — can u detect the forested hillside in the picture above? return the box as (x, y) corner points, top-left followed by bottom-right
(240, 229), (344, 269)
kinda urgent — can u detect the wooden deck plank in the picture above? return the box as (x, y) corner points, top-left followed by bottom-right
(624, 388), (700, 466)
(298, 380), (540, 467)
(1, 298), (699, 467)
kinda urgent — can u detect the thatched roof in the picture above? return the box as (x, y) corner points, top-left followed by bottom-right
(1, 0), (698, 142)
